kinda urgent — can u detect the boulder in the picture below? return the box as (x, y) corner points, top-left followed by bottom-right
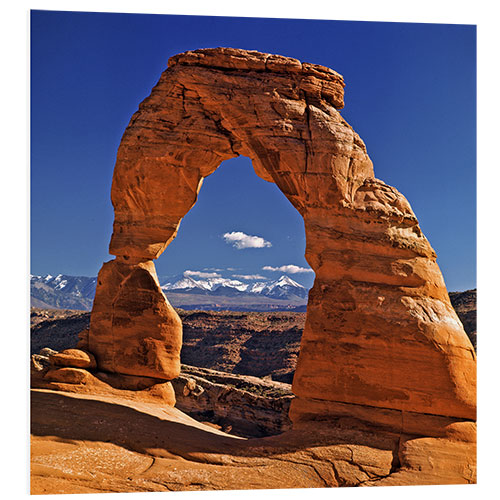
(44, 367), (93, 385)
(49, 348), (97, 369)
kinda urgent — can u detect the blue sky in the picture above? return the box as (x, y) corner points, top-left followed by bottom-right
(30, 10), (476, 291)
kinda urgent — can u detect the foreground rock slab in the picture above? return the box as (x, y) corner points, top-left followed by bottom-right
(30, 387), (475, 494)
(30, 354), (476, 492)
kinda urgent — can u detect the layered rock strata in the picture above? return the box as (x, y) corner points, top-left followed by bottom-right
(31, 348), (176, 407)
(172, 364), (293, 438)
(89, 260), (182, 379)
(88, 48), (476, 432)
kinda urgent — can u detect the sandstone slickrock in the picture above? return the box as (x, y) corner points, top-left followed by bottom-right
(49, 348), (97, 369)
(88, 48), (475, 435)
(44, 367), (94, 385)
(30, 388), (476, 493)
(31, 359), (177, 407)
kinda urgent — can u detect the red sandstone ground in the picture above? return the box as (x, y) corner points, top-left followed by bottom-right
(31, 383), (476, 494)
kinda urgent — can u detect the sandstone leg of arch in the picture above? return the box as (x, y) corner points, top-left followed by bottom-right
(88, 48), (475, 428)
(88, 259), (182, 380)
(289, 189), (476, 430)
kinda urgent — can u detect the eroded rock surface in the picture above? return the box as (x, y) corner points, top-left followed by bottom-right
(88, 47), (474, 426)
(172, 364), (293, 438)
(31, 347), (177, 407)
(89, 260), (182, 379)
(31, 300), (476, 381)
(49, 348), (97, 369)
(179, 310), (303, 383)
(30, 387), (476, 493)
(82, 47), (476, 487)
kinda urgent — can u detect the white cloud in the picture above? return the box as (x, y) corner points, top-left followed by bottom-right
(262, 264), (314, 274)
(222, 231), (272, 250)
(232, 274), (267, 280)
(184, 270), (221, 279)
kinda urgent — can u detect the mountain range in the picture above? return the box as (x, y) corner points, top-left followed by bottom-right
(161, 274), (308, 298)
(30, 273), (309, 311)
(30, 274), (98, 310)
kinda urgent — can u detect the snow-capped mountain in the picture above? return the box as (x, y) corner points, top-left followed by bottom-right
(30, 272), (310, 311)
(161, 275), (249, 293)
(160, 274), (308, 300)
(31, 274), (97, 310)
(256, 275), (308, 299)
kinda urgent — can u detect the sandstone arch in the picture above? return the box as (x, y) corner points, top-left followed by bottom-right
(88, 48), (476, 432)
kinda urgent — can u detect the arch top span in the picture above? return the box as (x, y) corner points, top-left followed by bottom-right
(89, 48), (475, 430)
(167, 47), (346, 110)
(109, 47), (373, 261)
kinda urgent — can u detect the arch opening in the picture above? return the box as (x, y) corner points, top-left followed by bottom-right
(151, 155), (314, 437)
(155, 155), (314, 295)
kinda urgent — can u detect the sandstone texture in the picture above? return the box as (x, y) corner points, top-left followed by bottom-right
(30, 294), (477, 491)
(30, 387), (476, 494)
(31, 299), (476, 383)
(172, 364), (293, 437)
(37, 47), (479, 490)
(88, 47), (475, 427)
(31, 347), (176, 407)
(89, 260), (182, 379)
(49, 348), (97, 369)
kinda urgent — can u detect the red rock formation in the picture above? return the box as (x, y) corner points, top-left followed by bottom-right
(89, 260), (182, 379)
(49, 348), (97, 369)
(88, 48), (476, 431)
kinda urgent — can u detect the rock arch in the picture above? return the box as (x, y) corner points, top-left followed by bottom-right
(88, 48), (476, 430)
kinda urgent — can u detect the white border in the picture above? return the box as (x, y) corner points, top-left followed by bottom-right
(4, 1), (498, 499)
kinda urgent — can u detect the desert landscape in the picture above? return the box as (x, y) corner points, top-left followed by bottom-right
(31, 289), (476, 492)
(30, 46), (477, 494)
(31, 287), (475, 443)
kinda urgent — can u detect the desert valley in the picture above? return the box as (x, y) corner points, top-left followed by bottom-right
(31, 286), (476, 437)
